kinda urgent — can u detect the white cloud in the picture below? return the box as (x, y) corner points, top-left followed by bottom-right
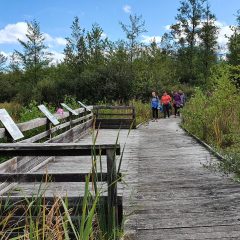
(0, 51), (9, 57)
(0, 22), (67, 64)
(44, 33), (67, 46)
(0, 22), (28, 44)
(141, 35), (162, 44)
(123, 5), (131, 14)
(0, 22), (66, 47)
(50, 50), (64, 64)
(101, 32), (107, 39)
(215, 21), (233, 51)
(163, 20), (234, 54)
(55, 37), (67, 46)
(164, 25), (171, 31)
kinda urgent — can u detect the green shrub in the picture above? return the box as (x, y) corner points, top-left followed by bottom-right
(182, 66), (240, 176)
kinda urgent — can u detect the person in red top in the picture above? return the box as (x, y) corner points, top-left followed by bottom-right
(161, 91), (172, 118)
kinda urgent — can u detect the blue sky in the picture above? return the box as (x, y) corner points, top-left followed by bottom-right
(0, 0), (239, 62)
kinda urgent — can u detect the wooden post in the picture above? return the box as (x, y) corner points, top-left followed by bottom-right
(96, 108), (99, 119)
(132, 106), (136, 129)
(46, 119), (52, 140)
(106, 148), (118, 234)
(69, 112), (73, 129)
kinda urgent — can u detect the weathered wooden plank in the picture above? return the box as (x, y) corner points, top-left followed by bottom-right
(2, 116), (240, 239)
(94, 105), (134, 110)
(0, 143), (121, 156)
(0, 172), (122, 182)
(0, 195), (122, 206)
(136, 225), (240, 240)
(0, 107), (90, 139)
(97, 113), (133, 116)
(15, 118), (94, 172)
(106, 148), (118, 230)
(20, 113), (93, 143)
(95, 118), (135, 129)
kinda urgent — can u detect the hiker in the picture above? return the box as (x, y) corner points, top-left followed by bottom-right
(151, 91), (159, 121)
(179, 90), (186, 107)
(173, 91), (181, 117)
(161, 91), (171, 118)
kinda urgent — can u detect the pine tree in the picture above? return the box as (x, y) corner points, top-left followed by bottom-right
(227, 10), (240, 65)
(0, 53), (7, 72)
(87, 23), (107, 65)
(170, 0), (206, 82)
(15, 20), (52, 86)
(120, 14), (147, 63)
(199, 3), (218, 82)
(64, 16), (88, 72)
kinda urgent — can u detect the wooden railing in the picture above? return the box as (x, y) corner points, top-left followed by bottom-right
(0, 106), (94, 194)
(94, 105), (136, 129)
(0, 143), (122, 233)
(0, 106), (93, 142)
(0, 104), (136, 237)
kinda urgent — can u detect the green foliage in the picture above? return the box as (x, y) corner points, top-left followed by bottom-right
(19, 100), (44, 122)
(120, 14), (147, 63)
(63, 95), (80, 109)
(229, 65), (240, 88)
(15, 20), (52, 72)
(182, 67), (240, 175)
(168, 0), (219, 84)
(131, 99), (151, 125)
(227, 10), (240, 66)
(0, 102), (22, 122)
(0, 53), (7, 72)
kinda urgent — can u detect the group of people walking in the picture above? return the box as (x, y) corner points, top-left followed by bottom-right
(151, 90), (186, 121)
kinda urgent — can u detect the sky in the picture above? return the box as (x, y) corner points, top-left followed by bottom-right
(0, 0), (239, 62)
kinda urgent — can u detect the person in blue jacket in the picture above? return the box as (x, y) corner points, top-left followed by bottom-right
(151, 91), (159, 121)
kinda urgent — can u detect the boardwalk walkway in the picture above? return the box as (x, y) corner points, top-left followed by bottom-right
(3, 118), (240, 239)
(126, 118), (240, 240)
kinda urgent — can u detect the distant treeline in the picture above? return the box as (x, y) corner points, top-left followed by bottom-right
(0, 0), (239, 105)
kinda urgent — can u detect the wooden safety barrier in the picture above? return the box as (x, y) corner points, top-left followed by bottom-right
(94, 105), (136, 129)
(0, 106), (94, 195)
(0, 143), (122, 235)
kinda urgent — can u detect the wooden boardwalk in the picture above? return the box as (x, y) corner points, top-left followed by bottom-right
(125, 118), (240, 239)
(2, 117), (240, 239)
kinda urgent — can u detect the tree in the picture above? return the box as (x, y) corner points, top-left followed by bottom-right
(170, 0), (206, 82)
(15, 20), (52, 86)
(87, 23), (107, 65)
(227, 10), (240, 66)
(199, 3), (218, 82)
(64, 16), (88, 72)
(0, 53), (7, 72)
(120, 14), (147, 63)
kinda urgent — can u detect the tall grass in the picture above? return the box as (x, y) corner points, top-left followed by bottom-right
(0, 178), (100, 240)
(130, 100), (151, 125)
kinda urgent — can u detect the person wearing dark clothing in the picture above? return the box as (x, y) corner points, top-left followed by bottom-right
(151, 92), (159, 121)
(173, 91), (182, 117)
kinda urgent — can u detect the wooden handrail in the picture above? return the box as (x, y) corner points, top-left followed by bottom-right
(0, 142), (121, 230)
(0, 106), (93, 140)
(0, 172), (122, 182)
(0, 143), (121, 156)
(93, 105), (134, 110)
(93, 105), (136, 129)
